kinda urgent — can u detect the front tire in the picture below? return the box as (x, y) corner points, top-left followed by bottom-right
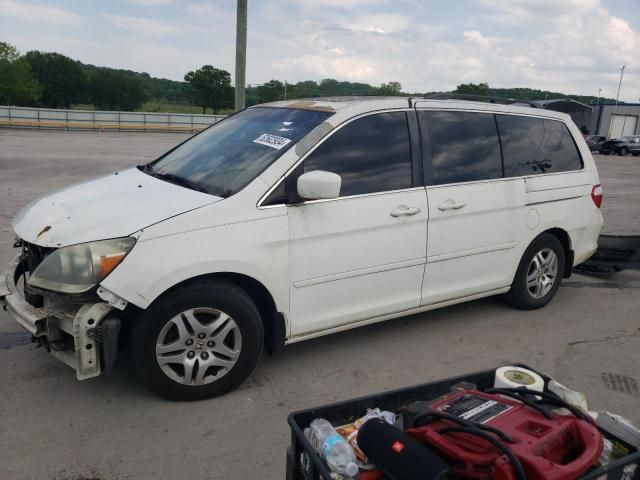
(619, 147), (628, 156)
(504, 234), (565, 310)
(130, 279), (264, 401)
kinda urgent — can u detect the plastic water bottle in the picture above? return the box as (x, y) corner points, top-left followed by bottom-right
(305, 418), (359, 478)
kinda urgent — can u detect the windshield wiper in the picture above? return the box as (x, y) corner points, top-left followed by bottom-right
(141, 168), (209, 194)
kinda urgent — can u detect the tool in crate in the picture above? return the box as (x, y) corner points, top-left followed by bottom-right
(403, 387), (603, 480)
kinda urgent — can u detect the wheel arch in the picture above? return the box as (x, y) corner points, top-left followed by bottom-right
(539, 227), (573, 278)
(146, 272), (286, 355)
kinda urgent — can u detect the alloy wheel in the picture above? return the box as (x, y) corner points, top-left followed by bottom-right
(155, 307), (242, 386)
(526, 248), (558, 299)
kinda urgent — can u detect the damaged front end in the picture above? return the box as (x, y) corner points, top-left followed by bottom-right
(0, 240), (124, 380)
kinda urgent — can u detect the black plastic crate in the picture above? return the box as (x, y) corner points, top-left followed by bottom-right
(287, 367), (640, 480)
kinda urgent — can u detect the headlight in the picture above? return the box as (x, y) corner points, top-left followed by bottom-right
(28, 237), (136, 294)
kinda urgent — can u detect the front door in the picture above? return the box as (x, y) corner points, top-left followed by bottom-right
(286, 111), (428, 337)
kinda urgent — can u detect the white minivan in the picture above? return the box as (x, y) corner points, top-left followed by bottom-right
(1, 97), (604, 400)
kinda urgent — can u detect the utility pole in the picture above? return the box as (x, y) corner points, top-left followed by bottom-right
(284, 80), (287, 100)
(596, 88), (601, 105)
(608, 65), (626, 139)
(234, 0), (247, 111)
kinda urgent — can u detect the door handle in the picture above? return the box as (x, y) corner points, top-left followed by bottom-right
(390, 205), (422, 217)
(438, 200), (466, 211)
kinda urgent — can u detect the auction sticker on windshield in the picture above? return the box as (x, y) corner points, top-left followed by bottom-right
(253, 133), (292, 150)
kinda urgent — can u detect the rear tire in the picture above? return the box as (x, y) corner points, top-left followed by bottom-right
(130, 279), (264, 401)
(619, 147), (628, 156)
(504, 234), (565, 310)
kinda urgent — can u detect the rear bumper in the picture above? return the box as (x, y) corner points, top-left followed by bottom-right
(0, 255), (114, 380)
(572, 210), (604, 266)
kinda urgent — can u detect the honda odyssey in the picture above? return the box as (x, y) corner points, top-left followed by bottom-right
(1, 97), (604, 400)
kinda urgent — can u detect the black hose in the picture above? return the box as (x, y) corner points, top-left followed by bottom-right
(485, 387), (589, 421)
(483, 388), (553, 419)
(410, 410), (516, 444)
(438, 426), (526, 480)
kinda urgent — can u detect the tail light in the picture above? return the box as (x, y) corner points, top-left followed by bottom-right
(591, 184), (603, 208)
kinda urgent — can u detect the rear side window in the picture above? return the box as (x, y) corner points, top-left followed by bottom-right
(425, 111), (502, 185)
(302, 111), (412, 197)
(496, 115), (583, 177)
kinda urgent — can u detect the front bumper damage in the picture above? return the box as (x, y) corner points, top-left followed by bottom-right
(0, 255), (120, 380)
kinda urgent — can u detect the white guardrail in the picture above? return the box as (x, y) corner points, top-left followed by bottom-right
(0, 105), (226, 132)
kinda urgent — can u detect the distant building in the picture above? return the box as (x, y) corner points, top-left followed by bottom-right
(588, 103), (640, 138)
(532, 99), (593, 134)
(531, 99), (640, 139)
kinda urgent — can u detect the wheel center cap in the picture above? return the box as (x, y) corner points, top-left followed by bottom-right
(195, 341), (205, 350)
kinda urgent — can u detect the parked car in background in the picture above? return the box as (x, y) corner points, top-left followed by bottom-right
(613, 135), (640, 156)
(586, 135), (607, 152)
(600, 136), (640, 156)
(600, 138), (623, 155)
(1, 97), (604, 401)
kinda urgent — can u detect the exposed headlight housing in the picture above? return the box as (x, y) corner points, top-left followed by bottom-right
(28, 237), (136, 294)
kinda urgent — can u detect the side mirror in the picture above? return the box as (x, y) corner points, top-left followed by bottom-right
(296, 170), (341, 201)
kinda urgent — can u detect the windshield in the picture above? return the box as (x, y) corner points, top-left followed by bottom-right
(145, 107), (334, 197)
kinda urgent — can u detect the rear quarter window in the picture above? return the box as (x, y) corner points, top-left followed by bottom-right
(496, 115), (583, 177)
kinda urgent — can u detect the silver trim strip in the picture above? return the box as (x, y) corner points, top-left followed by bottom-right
(427, 242), (517, 263)
(424, 170), (587, 190)
(293, 257), (426, 288)
(525, 196), (582, 206)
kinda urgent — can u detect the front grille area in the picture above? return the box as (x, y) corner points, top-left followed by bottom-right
(23, 241), (55, 270)
(18, 240), (57, 307)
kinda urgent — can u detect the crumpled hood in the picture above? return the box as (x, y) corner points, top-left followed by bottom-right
(12, 167), (222, 247)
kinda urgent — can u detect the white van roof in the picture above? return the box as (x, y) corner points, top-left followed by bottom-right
(263, 96), (572, 122)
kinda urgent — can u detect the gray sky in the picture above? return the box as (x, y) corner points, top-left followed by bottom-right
(1, 0), (638, 101)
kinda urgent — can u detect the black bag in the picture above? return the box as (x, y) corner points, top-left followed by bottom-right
(358, 418), (450, 480)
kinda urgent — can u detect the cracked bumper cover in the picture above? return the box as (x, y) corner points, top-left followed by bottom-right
(0, 255), (115, 380)
(0, 256), (50, 336)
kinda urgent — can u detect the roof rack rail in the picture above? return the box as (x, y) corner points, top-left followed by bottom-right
(410, 93), (539, 108)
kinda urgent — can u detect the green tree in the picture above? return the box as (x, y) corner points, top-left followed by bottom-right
(319, 78), (340, 95)
(0, 42), (20, 62)
(288, 80), (321, 99)
(184, 65), (233, 113)
(24, 51), (88, 107)
(257, 79), (284, 103)
(0, 42), (42, 106)
(88, 68), (146, 110)
(455, 82), (490, 96)
(376, 81), (403, 96)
